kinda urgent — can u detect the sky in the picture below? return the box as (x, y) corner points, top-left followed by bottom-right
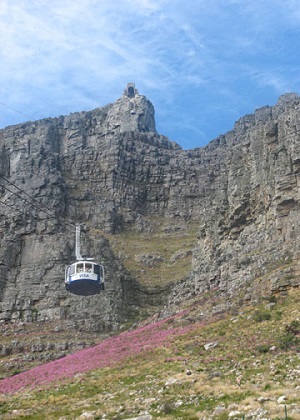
(1, 1), (300, 150)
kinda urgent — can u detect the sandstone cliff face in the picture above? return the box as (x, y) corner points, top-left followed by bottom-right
(0, 86), (185, 331)
(1, 85), (300, 331)
(180, 93), (300, 307)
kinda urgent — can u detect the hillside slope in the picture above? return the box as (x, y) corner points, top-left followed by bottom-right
(0, 288), (299, 419)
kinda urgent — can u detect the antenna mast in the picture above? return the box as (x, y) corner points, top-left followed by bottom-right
(75, 224), (83, 260)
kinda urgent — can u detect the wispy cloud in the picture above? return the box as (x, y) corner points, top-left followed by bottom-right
(0, 0), (300, 148)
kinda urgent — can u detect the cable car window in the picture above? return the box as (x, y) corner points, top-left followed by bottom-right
(70, 265), (76, 275)
(86, 263), (93, 272)
(77, 263), (84, 273)
(94, 265), (100, 275)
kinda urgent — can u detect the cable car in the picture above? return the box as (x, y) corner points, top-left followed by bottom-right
(65, 260), (104, 295)
(65, 225), (105, 296)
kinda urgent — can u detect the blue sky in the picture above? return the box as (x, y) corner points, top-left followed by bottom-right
(1, 0), (300, 149)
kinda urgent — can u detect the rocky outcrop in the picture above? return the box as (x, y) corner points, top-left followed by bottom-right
(1, 84), (300, 331)
(169, 93), (300, 307)
(0, 85), (173, 331)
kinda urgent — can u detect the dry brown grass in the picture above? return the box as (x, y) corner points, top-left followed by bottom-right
(106, 218), (199, 287)
(1, 288), (299, 419)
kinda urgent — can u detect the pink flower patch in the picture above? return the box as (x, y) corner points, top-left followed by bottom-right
(0, 317), (193, 394)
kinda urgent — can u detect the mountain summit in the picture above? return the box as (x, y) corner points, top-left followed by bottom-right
(106, 82), (157, 134)
(0, 86), (300, 334)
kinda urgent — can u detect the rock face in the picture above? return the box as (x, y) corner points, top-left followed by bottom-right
(1, 84), (300, 331)
(188, 93), (300, 305)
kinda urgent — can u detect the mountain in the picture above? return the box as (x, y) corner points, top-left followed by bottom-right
(1, 84), (300, 418)
(0, 84), (300, 337)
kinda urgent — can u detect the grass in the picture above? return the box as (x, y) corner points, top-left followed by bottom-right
(0, 288), (300, 419)
(100, 218), (199, 288)
(0, 321), (103, 380)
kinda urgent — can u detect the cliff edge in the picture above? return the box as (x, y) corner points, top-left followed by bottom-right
(0, 85), (300, 333)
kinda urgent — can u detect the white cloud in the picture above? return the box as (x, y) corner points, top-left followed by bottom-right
(0, 0), (300, 148)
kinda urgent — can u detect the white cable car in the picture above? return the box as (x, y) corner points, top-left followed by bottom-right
(65, 225), (105, 296)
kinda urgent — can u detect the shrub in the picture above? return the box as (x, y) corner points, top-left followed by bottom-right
(253, 309), (271, 322)
(268, 295), (277, 303)
(274, 310), (283, 320)
(285, 320), (300, 335)
(279, 320), (300, 350)
(161, 401), (175, 414)
(256, 344), (270, 354)
(279, 333), (299, 350)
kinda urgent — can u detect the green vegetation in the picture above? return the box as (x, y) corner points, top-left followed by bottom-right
(105, 218), (199, 287)
(279, 320), (300, 350)
(0, 289), (299, 419)
(253, 308), (272, 322)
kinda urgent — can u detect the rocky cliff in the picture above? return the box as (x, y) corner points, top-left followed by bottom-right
(1, 84), (300, 333)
